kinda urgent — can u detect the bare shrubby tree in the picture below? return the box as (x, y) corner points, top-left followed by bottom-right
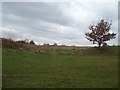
(2, 29), (17, 40)
(85, 19), (116, 48)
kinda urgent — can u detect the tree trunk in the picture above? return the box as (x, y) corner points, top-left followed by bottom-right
(98, 43), (101, 48)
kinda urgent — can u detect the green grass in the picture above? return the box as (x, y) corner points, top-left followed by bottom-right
(2, 47), (118, 88)
(0, 48), (2, 89)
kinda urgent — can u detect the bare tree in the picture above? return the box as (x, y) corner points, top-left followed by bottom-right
(2, 30), (17, 40)
(85, 19), (116, 48)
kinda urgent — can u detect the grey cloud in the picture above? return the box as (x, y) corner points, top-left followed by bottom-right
(2, 2), (73, 27)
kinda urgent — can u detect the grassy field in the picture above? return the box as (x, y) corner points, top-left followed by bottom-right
(0, 48), (2, 89)
(2, 46), (118, 88)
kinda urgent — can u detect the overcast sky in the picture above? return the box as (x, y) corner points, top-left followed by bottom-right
(1, 0), (119, 46)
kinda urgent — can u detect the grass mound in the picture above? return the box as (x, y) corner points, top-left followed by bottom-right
(83, 46), (118, 55)
(40, 46), (118, 56)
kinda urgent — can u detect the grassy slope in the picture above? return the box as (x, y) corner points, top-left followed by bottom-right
(2, 46), (118, 88)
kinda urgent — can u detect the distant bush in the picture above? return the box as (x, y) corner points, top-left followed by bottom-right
(112, 44), (116, 46)
(43, 43), (49, 46)
(17, 40), (26, 44)
(17, 39), (29, 44)
(29, 40), (35, 45)
(61, 44), (66, 47)
(53, 43), (57, 46)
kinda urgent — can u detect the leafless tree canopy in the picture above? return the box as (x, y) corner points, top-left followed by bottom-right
(85, 19), (116, 47)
